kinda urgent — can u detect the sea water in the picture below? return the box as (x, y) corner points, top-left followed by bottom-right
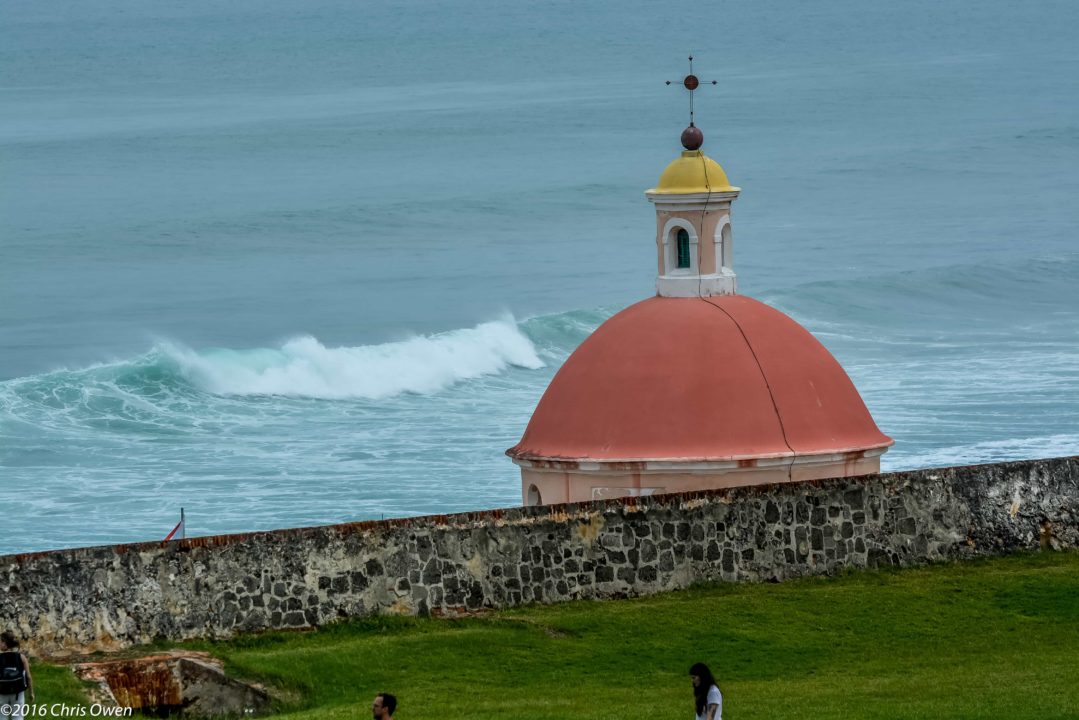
(2, 0), (1078, 553)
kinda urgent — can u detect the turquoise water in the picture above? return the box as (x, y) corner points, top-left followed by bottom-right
(2, 0), (1078, 553)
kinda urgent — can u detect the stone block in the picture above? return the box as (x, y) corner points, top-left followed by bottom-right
(844, 488), (865, 508)
(765, 501), (780, 523)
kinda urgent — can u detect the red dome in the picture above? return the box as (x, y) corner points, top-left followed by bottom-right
(508, 295), (892, 463)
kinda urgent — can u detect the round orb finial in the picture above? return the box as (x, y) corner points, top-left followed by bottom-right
(681, 125), (704, 151)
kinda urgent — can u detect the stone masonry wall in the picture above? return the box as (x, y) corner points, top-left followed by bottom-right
(3, 456), (1077, 655)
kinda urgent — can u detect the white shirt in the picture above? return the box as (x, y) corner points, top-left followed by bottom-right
(695, 684), (722, 720)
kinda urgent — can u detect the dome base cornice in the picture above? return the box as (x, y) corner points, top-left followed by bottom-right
(657, 270), (737, 297)
(508, 446), (890, 473)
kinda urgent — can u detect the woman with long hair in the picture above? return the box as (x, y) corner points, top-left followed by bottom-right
(689, 662), (722, 720)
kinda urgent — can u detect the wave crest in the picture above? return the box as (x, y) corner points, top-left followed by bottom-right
(168, 316), (544, 400)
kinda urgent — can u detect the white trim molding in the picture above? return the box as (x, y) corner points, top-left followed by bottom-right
(646, 190), (740, 208)
(660, 217), (699, 276)
(509, 446), (889, 474)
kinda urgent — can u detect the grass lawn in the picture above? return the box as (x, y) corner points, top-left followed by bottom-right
(32, 551), (1079, 719)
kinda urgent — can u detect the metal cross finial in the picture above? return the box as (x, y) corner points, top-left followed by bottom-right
(665, 55), (718, 128)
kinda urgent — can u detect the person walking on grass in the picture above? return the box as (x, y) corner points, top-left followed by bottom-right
(689, 662), (722, 720)
(372, 692), (397, 719)
(0, 631), (33, 720)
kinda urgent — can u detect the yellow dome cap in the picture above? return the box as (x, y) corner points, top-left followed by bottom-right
(649, 150), (739, 194)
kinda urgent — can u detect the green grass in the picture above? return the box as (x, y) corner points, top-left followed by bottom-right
(32, 552), (1079, 719)
(25, 660), (95, 707)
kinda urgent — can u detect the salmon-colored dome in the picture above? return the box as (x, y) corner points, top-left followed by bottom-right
(508, 295), (892, 463)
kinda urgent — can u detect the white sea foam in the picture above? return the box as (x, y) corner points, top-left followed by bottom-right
(886, 434), (1079, 472)
(167, 317), (544, 400)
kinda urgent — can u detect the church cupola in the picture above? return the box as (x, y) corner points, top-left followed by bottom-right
(506, 56), (892, 507)
(645, 124), (740, 298)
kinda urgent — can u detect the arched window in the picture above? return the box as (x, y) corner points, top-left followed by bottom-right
(526, 484), (542, 506)
(676, 228), (691, 269)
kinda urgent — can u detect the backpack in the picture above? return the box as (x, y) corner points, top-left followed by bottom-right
(0, 651), (27, 695)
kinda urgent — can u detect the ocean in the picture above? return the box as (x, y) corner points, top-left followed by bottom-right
(2, 0), (1077, 554)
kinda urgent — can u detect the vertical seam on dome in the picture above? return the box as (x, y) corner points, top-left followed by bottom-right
(699, 297), (797, 482)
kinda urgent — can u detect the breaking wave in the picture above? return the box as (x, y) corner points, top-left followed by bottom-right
(0, 315), (560, 413)
(170, 318), (544, 400)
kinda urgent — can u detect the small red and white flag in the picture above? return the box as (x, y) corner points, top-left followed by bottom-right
(164, 508), (186, 541)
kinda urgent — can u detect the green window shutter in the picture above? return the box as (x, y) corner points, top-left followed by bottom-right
(676, 228), (691, 269)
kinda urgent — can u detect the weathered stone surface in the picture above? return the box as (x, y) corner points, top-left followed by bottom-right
(2, 457), (1077, 655)
(74, 652), (271, 718)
